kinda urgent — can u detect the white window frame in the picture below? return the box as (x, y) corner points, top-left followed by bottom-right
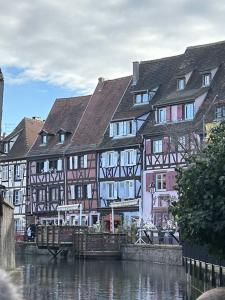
(59, 133), (65, 144)
(3, 143), (9, 153)
(155, 173), (166, 191)
(106, 152), (117, 168)
(14, 190), (21, 205)
(202, 73), (211, 87)
(41, 134), (47, 145)
(2, 166), (8, 181)
(185, 103), (194, 120)
(158, 108), (166, 123)
(106, 182), (117, 199)
(111, 121), (136, 138)
(14, 164), (22, 180)
(153, 140), (163, 153)
(121, 149), (136, 166)
(177, 78), (185, 90)
(134, 92), (149, 105)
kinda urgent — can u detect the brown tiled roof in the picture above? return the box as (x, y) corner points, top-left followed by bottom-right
(0, 118), (43, 161)
(27, 95), (90, 157)
(66, 76), (132, 153)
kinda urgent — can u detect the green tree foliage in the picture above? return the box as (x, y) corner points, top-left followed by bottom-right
(172, 122), (225, 258)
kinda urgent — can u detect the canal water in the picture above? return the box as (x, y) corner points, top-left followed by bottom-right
(12, 255), (200, 300)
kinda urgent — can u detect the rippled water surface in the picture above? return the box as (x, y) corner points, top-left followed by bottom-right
(14, 255), (190, 300)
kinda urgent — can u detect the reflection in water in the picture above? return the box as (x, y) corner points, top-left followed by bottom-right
(14, 255), (188, 300)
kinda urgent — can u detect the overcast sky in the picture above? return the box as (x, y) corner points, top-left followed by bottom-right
(1, 0), (225, 132)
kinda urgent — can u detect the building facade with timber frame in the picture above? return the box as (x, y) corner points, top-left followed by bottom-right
(0, 117), (43, 236)
(4, 40), (225, 228)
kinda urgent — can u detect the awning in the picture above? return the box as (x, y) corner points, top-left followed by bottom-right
(57, 204), (81, 212)
(96, 206), (139, 214)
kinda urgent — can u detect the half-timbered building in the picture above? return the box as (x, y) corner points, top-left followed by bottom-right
(98, 55), (183, 226)
(65, 76), (131, 226)
(27, 96), (90, 225)
(142, 41), (225, 225)
(0, 117), (43, 236)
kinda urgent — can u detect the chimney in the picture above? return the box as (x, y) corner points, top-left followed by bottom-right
(98, 77), (104, 91)
(132, 61), (139, 86)
(32, 116), (42, 121)
(0, 70), (4, 137)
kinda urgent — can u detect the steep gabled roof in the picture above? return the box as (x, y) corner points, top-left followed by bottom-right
(66, 76), (131, 153)
(112, 55), (183, 121)
(27, 95), (90, 157)
(0, 117), (43, 161)
(141, 41), (225, 137)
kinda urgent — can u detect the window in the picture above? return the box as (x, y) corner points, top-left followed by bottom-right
(119, 180), (135, 199)
(216, 106), (225, 119)
(14, 165), (22, 181)
(36, 161), (45, 173)
(156, 173), (166, 191)
(50, 187), (59, 201)
(41, 134), (48, 145)
(49, 160), (57, 170)
(153, 140), (163, 153)
(121, 149), (136, 166)
(78, 156), (84, 169)
(69, 155), (87, 169)
(75, 185), (83, 199)
(107, 152), (116, 167)
(108, 183), (116, 199)
(109, 120), (136, 138)
(158, 108), (166, 123)
(13, 190), (22, 205)
(177, 78), (185, 90)
(134, 92), (149, 104)
(3, 143), (9, 153)
(59, 133), (65, 144)
(2, 166), (8, 181)
(185, 103), (194, 120)
(37, 189), (46, 202)
(202, 73), (211, 87)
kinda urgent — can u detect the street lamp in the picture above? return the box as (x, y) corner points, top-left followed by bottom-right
(149, 182), (155, 224)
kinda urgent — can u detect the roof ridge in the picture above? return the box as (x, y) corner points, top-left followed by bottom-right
(55, 94), (91, 102)
(140, 54), (183, 65)
(186, 40), (225, 50)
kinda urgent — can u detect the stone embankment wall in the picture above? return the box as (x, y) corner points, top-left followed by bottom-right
(0, 200), (15, 269)
(122, 244), (183, 266)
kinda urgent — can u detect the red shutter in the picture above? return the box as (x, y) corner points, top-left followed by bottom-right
(146, 172), (155, 192)
(166, 107), (171, 122)
(163, 137), (169, 153)
(177, 105), (183, 121)
(145, 139), (151, 155)
(166, 171), (177, 191)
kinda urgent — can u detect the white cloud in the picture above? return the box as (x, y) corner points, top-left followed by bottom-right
(1, 0), (225, 92)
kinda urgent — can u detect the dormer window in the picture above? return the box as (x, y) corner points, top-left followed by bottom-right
(109, 120), (136, 138)
(134, 92), (149, 104)
(177, 78), (185, 91)
(3, 143), (9, 153)
(41, 134), (48, 145)
(202, 73), (211, 87)
(59, 132), (65, 144)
